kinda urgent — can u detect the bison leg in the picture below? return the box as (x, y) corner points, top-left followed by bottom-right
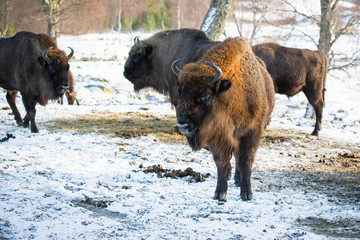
(21, 95), (39, 133)
(311, 103), (323, 136)
(213, 153), (231, 202)
(23, 114), (29, 128)
(303, 88), (324, 136)
(6, 90), (22, 126)
(235, 133), (261, 201)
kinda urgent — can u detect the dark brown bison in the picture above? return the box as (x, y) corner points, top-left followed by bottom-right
(252, 42), (328, 136)
(0, 31), (74, 133)
(58, 70), (80, 105)
(174, 37), (275, 201)
(123, 28), (219, 106)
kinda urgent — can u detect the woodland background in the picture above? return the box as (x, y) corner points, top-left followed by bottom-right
(1, 0), (358, 38)
(0, 0), (359, 71)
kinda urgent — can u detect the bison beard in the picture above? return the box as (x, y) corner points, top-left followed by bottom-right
(175, 37), (275, 202)
(0, 31), (74, 133)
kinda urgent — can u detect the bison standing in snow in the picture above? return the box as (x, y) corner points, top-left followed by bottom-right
(252, 42), (328, 136)
(58, 70), (80, 105)
(0, 31), (74, 133)
(174, 37), (275, 201)
(123, 28), (219, 106)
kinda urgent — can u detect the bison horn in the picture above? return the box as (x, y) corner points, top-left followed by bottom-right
(67, 47), (74, 59)
(42, 46), (53, 60)
(205, 61), (222, 82)
(134, 36), (141, 45)
(171, 59), (183, 77)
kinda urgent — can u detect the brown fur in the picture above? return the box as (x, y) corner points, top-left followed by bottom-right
(0, 31), (73, 132)
(123, 28), (219, 106)
(59, 70), (80, 105)
(177, 37), (275, 201)
(252, 42), (328, 135)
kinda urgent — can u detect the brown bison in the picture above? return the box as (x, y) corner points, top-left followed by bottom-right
(174, 37), (275, 201)
(0, 31), (74, 133)
(123, 28), (219, 106)
(252, 42), (328, 136)
(58, 70), (80, 105)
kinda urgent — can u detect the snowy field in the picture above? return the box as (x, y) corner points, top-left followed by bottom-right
(1, 22), (360, 239)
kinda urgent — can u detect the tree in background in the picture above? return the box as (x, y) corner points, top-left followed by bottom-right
(231, 0), (295, 44)
(201, 0), (233, 40)
(0, 0), (10, 36)
(38, 0), (83, 41)
(285, 0), (360, 71)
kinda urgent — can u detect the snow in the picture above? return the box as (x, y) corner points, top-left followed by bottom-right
(1, 20), (360, 240)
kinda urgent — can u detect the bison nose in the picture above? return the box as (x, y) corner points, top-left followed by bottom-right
(177, 115), (192, 136)
(57, 84), (69, 93)
(61, 84), (69, 92)
(123, 69), (134, 81)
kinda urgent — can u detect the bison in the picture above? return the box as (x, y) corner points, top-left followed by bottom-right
(252, 42), (328, 136)
(58, 70), (80, 105)
(0, 31), (74, 133)
(123, 28), (219, 106)
(174, 37), (275, 201)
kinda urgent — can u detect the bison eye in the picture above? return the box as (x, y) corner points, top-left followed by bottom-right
(199, 91), (211, 103)
(132, 54), (141, 63)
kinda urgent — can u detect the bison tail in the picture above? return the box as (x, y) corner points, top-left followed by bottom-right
(322, 54), (329, 107)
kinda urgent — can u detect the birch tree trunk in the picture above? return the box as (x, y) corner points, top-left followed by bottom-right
(40, 0), (60, 42)
(200, 0), (233, 40)
(117, 0), (122, 33)
(318, 0), (337, 56)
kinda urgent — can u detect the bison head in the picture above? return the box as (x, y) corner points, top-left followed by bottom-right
(38, 46), (74, 96)
(175, 60), (232, 145)
(123, 37), (153, 84)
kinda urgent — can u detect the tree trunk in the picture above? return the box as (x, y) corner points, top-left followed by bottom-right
(200, 0), (233, 40)
(1, 0), (10, 37)
(318, 0), (336, 56)
(177, 0), (181, 29)
(117, 0), (122, 33)
(129, 8), (133, 41)
(41, 0), (60, 42)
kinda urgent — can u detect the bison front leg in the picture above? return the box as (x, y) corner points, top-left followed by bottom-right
(213, 153), (231, 202)
(21, 95), (39, 133)
(235, 134), (261, 201)
(6, 90), (22, 126)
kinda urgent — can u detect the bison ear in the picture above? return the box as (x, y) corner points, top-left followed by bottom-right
(145, 46), (153, 57)
(38, 56), (47, 66)
(216, 79), (232, 94)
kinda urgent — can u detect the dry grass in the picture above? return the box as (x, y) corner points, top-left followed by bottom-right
(44, 111), (186, 143)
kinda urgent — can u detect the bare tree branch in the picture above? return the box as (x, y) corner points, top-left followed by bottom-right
(283, 0), (320, 25)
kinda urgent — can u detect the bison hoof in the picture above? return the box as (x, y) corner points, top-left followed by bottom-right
(240, 189), (253, 201)
(213, 191), (227, 202)
(311, 130), (319, 136)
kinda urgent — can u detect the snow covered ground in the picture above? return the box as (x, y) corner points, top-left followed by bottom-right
(1, 24), (360, 239)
